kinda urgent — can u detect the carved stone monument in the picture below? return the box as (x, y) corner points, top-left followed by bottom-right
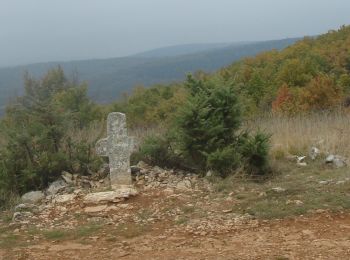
(96, 112), (133, 189)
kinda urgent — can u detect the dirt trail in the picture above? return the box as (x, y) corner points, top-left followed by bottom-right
(2, 212), (350, 260)
(3, 163), (350, 260)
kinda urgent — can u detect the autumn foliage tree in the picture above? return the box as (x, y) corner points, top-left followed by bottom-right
(300, 75), (342, 110)
(219, 25), (350, 113)
(272, 84), (296, 113)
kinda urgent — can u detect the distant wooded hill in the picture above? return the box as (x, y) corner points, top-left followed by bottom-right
(0, 38), (299, 113)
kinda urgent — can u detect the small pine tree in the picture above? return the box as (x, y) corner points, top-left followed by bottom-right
(175, 75), (241, 173)
(172, 75), (270, 177)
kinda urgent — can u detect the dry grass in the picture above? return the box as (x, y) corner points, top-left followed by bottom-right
(247, 111), (350, 158)
(64, 121), (105, 145)
(130, 125), (166, 148)
(65, 120), (165, 150)
(0, 191), (20, 210)
(209, 159), (350, 219)
(128, 111), (350, 162)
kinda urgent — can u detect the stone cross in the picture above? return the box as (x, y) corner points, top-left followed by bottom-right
(96, 112), (134, 189)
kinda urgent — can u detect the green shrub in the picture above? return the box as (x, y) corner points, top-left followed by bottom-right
(240, 132), (271, 175)
(206, 146), (241, 177)
(0, 161), (19, 210)
(133, 135), (182, 168)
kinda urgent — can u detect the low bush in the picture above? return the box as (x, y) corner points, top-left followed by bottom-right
(132, 135), (183, 169)
(240, 132), (271, 176)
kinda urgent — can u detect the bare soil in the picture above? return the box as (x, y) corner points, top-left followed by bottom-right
(1, 186), (350, 260)
(2, 213), (350, 259)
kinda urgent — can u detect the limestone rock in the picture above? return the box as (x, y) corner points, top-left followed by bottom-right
(286, 199), (304, 206)
(84, 205), (108, 213)
(14, 203), (37, 212)
(271, 187), (286, 193)
(297, 162), (307, 167)
(297, 156), (306, 163)
(326, 154), (347, 168)
(326, 154), (335, 163)
(176, 179), (192, 191)
(334, 158), (346, 168)
(206, 170), (213, 177)
(133, 163), (198, 191)
(21, 191), (45, 204)
(61, 171), (73, 184)
(12, 211), (33, 222)
(47, 179), (67, 195)
(137, 161), (149, 169)
(83, 188), (137, 205)
(53, 194), (76, 204)
(296, 156), (307, 166)
(309, 147), (320, 160)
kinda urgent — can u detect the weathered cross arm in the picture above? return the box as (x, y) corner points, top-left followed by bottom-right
(96, 138), (108, 157)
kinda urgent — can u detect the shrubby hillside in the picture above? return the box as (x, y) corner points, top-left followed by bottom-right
(118, 25), (350, 126)
(0, 38), (298, 115)
(217, 25), (350, 113)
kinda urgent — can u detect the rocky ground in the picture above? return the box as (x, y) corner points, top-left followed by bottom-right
(1, 161), (350, 259)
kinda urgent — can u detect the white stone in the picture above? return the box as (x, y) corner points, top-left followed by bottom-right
(53, 194), (76, 204)
(297, 162), (307, 167)
(21, 191), (45, 204)
(176, 180), (192, 190)
(206, 170), (213, 177)
(47, 179), (67, 195)
(325, 154), (347, 168)
(12, 211), (33, 222)
(334, 157), (346, 168)
(84, 205), (108, 213)
(137, 161), (149, 169)
(271, 187), (286, 193)
(297, 156), (306, 163)
(309, 147), (320, 160)
(83, 188), (137, 205)
(326, 154), (335, 163)
(14, 203), (36, 211)
(61, 171), (73, 184)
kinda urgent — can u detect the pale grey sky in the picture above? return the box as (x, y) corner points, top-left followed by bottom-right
(0, 0), (349, 67)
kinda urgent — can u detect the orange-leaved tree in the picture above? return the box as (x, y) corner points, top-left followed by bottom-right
(300, 74), (342, 110)
(272, 84), (297, 113)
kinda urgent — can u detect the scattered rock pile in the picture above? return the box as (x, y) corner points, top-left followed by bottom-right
(175, 213), (257, 236)
(131, 161), (201, 192)
(290, 146), (347, 168)
(325, 154), (347, 168)
(13, 162), (203, 226)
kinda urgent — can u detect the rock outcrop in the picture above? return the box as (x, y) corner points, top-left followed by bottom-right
(21, 191), (45, 204)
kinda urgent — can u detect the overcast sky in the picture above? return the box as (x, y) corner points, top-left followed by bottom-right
(0, 0), (349, 67)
